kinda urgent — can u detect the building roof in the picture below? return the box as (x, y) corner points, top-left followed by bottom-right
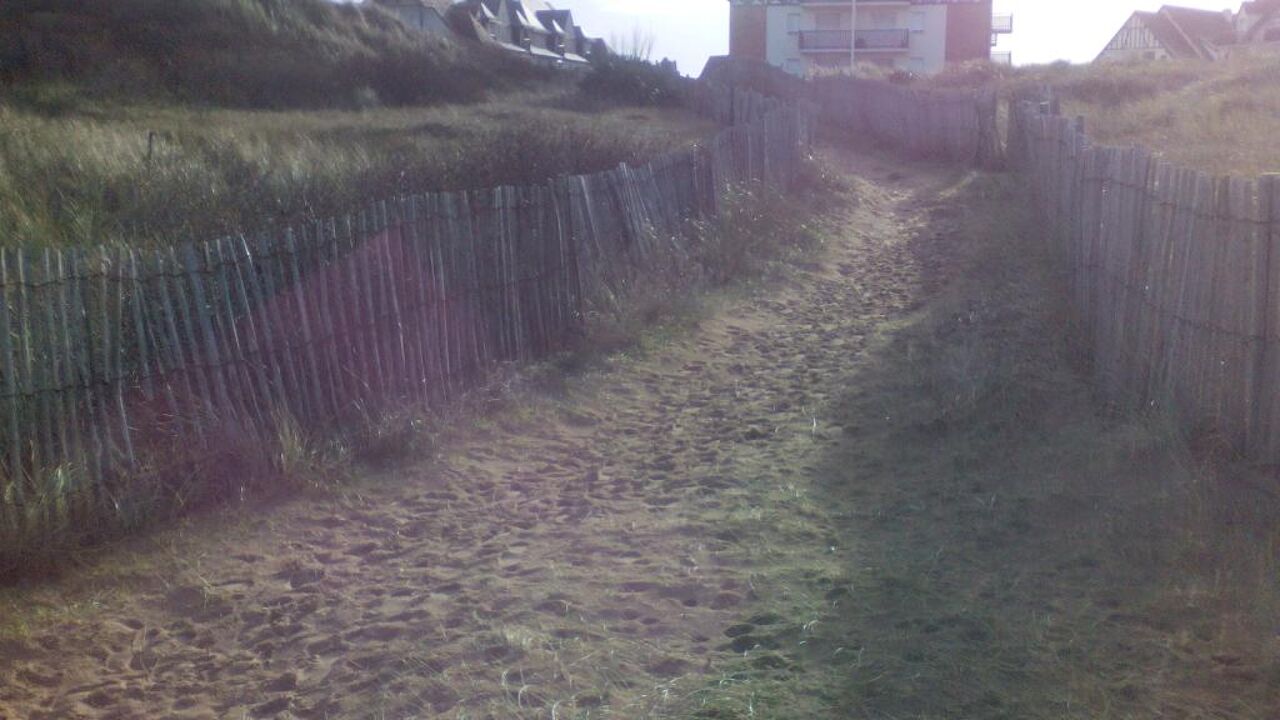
(536, 9), (573, 35)
(1241, 0), (1280, 14)
(1159, 5), (1236, 55)
(1135, 10), (1199, 57)
(1109, 6), (1236, 60)
(1242, 4), (1280, 40)
(372, 0), (454, 12)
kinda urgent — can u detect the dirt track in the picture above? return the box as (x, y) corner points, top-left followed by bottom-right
(0, 145), (952, 719)
(5, 137), (1276, 720)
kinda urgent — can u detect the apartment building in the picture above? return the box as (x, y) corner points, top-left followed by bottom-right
(728, 0), (1011, 76)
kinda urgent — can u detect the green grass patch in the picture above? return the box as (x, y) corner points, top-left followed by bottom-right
(0, 91), (716, 248)
(806, 170), (1280, 717)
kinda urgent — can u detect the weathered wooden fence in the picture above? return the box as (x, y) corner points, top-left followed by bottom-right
(811, 76), (999, 167)
(1012, 97), (1280, 460)
(0, 85), (811, 537)
(700, 57), (999, 167)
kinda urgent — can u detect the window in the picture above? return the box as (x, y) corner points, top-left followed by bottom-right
(909, 12), (925, 33)
(814, 10), (846, 30)
(786, 13), (801, 32)
(870, 9), (896, 29)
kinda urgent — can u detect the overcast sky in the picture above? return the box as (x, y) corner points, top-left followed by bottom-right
(548, 0), (1240, 75)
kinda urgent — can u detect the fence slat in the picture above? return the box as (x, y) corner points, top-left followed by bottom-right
(110, 249), (136, 467)
(1258, 176), (1280, 459)
(0, 251), (22, 493)
(0, 85), (812, 540)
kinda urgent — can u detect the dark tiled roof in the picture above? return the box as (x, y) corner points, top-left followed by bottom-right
(1135, 10), (1198, 58)
(536, 8), (574, 34)
(1160, 6), (1236, 54)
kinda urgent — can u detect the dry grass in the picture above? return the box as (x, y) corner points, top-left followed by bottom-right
(1007, 54), (1280, 176)
(0, 87), (716, 248)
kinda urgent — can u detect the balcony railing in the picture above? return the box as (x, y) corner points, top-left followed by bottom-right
(991, 51), (1012, 66)
(993, 14), (1013, 33)
(854, 28), (909, 50)
(798, 30), (852, 51)
(798, 28), (910, 52)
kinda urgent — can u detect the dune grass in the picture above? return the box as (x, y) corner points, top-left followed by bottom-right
(1009, 54), (1280, 176)
(0, 88), (717, 248)
(918, 54), (1280, 176)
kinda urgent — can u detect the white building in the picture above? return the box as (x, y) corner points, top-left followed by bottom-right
(729, 0), (1011, 77)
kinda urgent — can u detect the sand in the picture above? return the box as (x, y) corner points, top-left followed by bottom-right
(0, 148), (943, 720)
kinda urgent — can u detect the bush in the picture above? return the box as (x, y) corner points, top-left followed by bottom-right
(579, 56), (687, 107)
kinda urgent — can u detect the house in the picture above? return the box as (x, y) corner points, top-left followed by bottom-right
(1096, 6), (1235, 62)
(1236, 0), (1280, 43)
(371, 0), (455, 37)
(727, 0), (1013, 77)
(449, 0), (601, 67)
(1096, 2), (1280, 63)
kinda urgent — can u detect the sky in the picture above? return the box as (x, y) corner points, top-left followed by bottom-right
(547, 0), (1243, 75)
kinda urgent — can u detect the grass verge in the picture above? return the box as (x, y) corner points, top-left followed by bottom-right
(662, 164), (1280, 718)
(0, 155), (845, 588)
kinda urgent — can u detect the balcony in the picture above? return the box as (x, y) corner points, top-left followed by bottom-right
(798, 30), (852, 52)
(854, 28), (909, 50)
(993, 14), (1013, 33)
(798, 28), (910, 53)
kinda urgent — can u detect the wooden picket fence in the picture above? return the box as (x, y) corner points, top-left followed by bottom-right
(1011, 97), (1280, 460)
(0, 85), (811, 539)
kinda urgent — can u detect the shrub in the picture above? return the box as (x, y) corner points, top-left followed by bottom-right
(579, 56), (687, 107)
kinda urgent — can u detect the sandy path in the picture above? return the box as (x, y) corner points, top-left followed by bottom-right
(0, 150), (960, 719)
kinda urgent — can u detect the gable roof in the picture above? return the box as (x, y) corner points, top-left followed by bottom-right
(1129, 10), (1198, 57)
(1104, 6), (1236, 60)
(1159, 5), (1236, 55)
